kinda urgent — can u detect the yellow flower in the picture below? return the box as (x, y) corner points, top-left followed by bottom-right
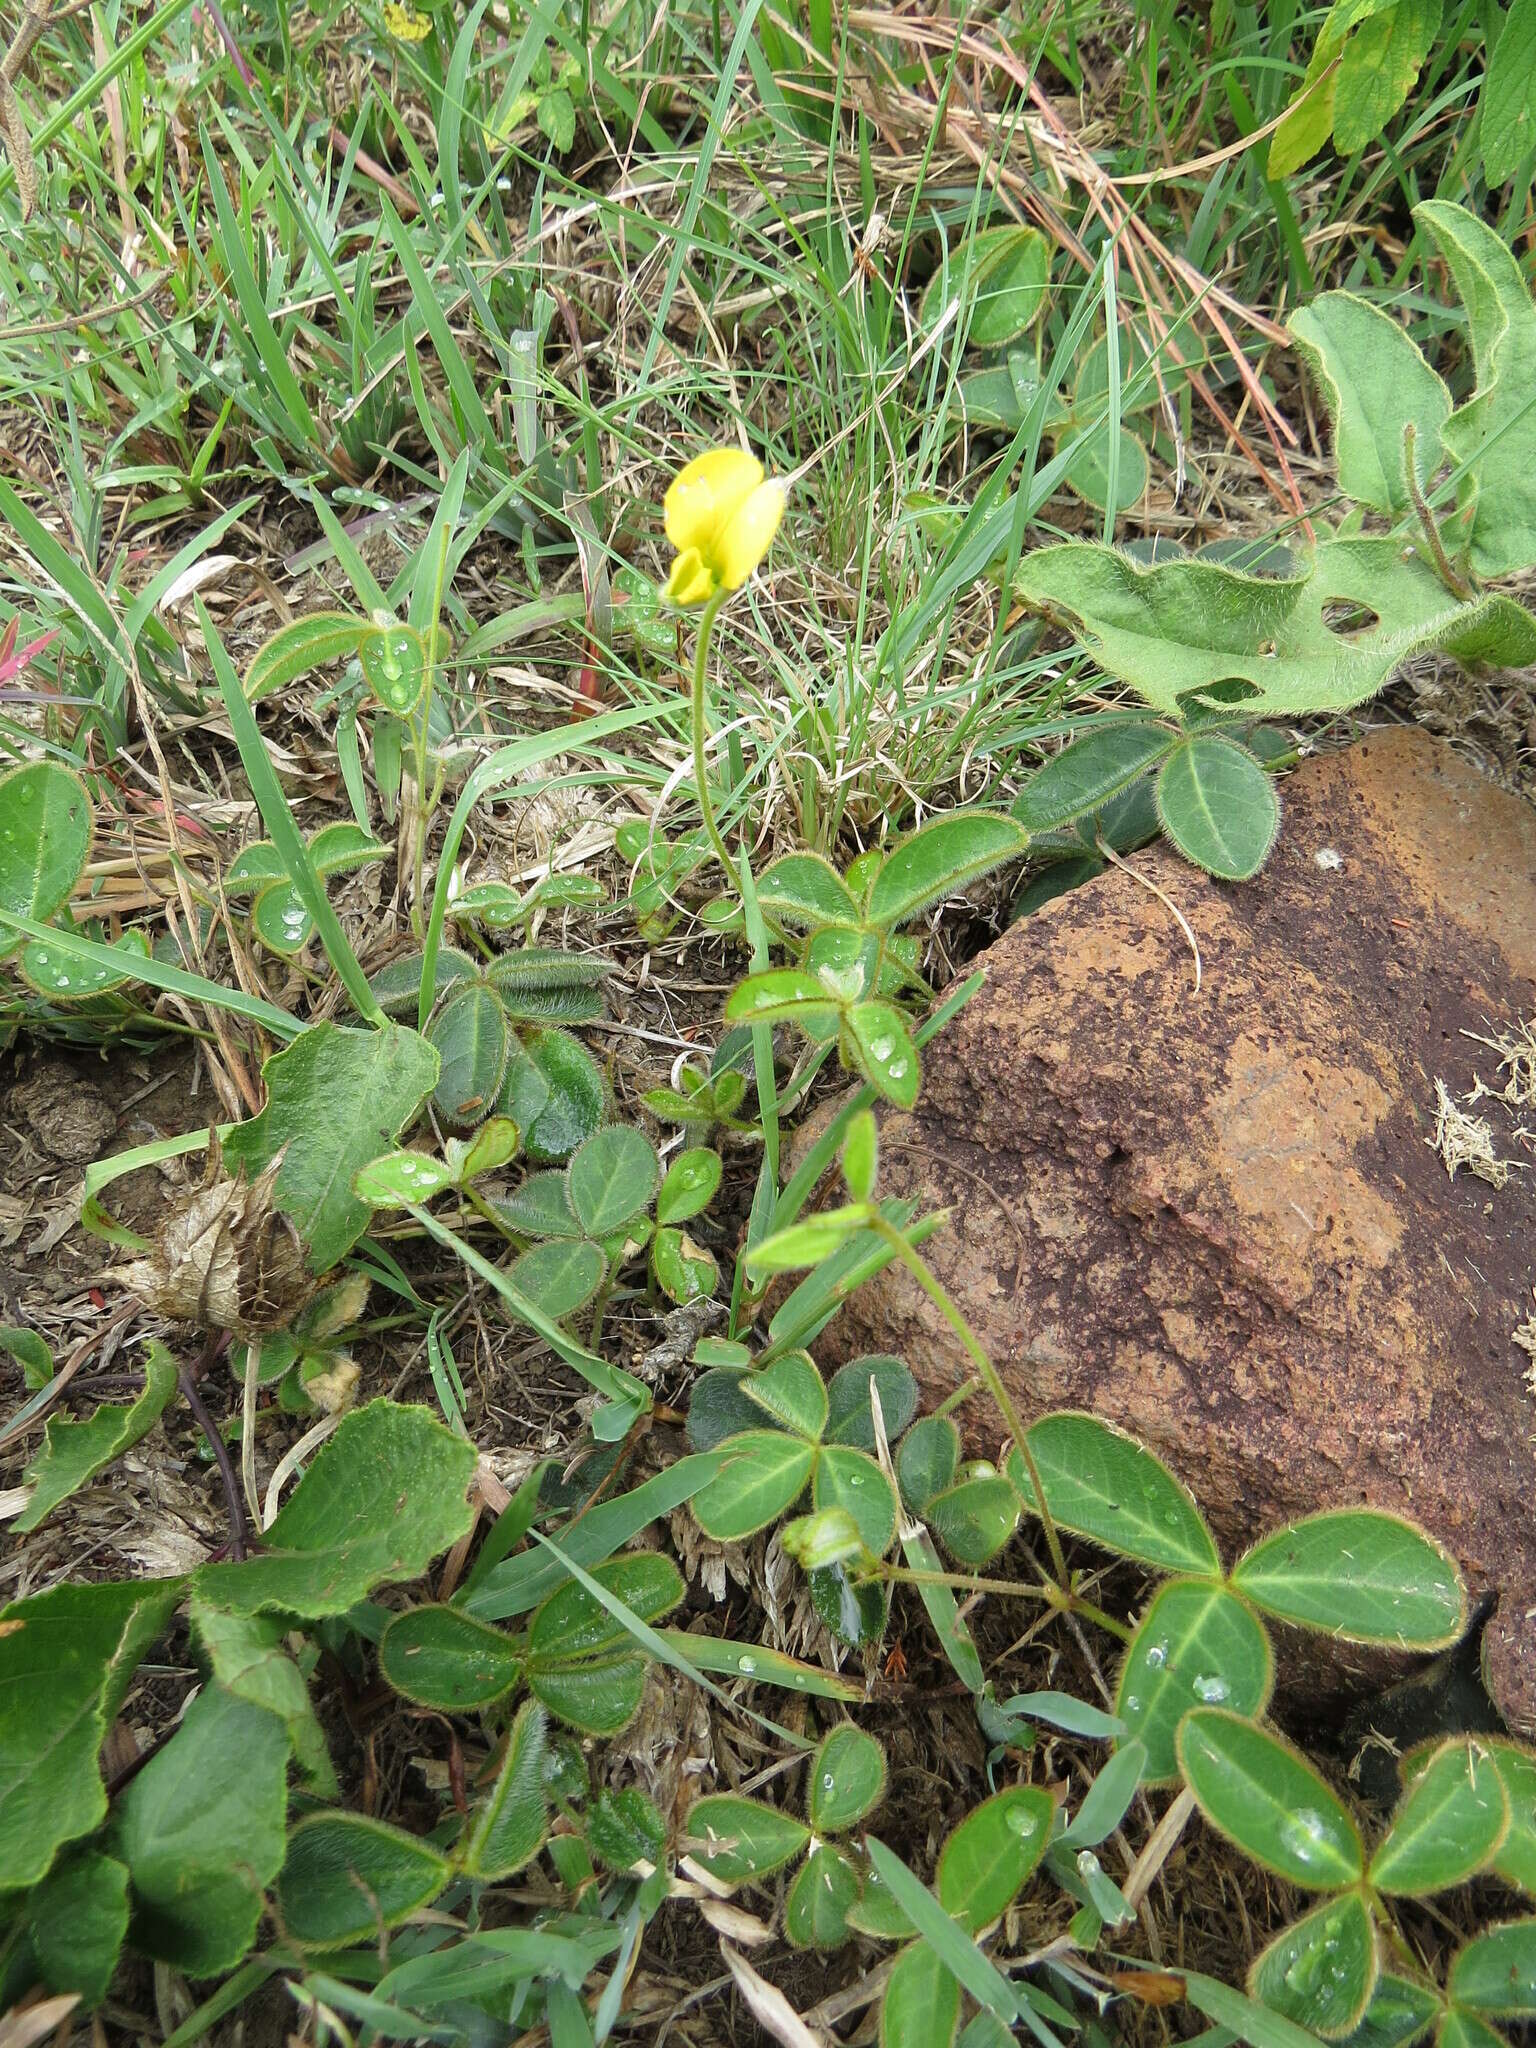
(663, 447), (784, 606)
(383, 0), (432, 36)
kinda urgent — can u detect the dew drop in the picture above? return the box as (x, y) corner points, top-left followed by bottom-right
(1144, 1640), (1168, 1669)
(822, 1772), (835, 1791)
(1193, 1674), (1229, 1703)
(57, 975), (70, 988)
(738, 1655), (757, 1676)
(1279, 1808), (1337, 1868)
(1008, 1807), (1038, 1839)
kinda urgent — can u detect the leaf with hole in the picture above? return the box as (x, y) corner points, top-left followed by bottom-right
(1008, 1412), (1219, 1573)
(567, 1124), (659, 1236)
(15, 1342), (176, 1532)
(276, 1812), (450, 1949)
(1250, 1893), (1379, 2039)
(651, 1226), (717, 1305)
(1014, 536), (1536, 720)
(379, 1605), (522, 1709)
(222, 1022), (439, 1270)
(1156, 736), (1280, 880)
(459, 1701), (549, 1880)
(114, 1683), (289, 1974)
(1370, 1738), (1508, 1894)
(935, 1784), (1054, 1932)
(1447, 1919), (1536, 2016)
(1232, 1511), (1466, 1648)
(684, 1794), (810, 1884)
(809, 1724), (888, 1833)
(0, 761), (92, 962)
(1178, 1708), (1364, 1888)
(691, 1433), (816, 1541)
(193, 1400), (475, 1618)
(1289, 293), (1450, 518)
(1116, 1579), (1273, 1782)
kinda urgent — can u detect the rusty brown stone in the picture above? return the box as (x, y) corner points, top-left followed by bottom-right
(812, 729), (1536, 1734)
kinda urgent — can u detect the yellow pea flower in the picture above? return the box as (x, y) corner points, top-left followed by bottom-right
(663, 446), (785, 606)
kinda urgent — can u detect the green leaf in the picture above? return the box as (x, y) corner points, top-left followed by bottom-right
(191, 1600), (336, 1796)
(222, 1023), (440, 1271)
(495, 1167), (582, 1237)
(115, 1684), (289, 1974)
(250, 880), (315, 955)
(881, 1940), (962, 2048)
(459, 1701), (550, 1879)
(367, 945), (477, 1020)
(379, 1605), (523, 1709)
(936, 1784), (1054, 1931)
(654, 1630), (864, 1702)
(809, 1724), (888, 1833)
(509, 1237), (607, 1319)
(244, 611), (369, 703)
(429, 983), (509, 1126)
(1231, 1511), (1466, 1648)
(744, 1353), (829, 1439)
(354, 1149), (458, 1207)
(588, 1784), (666, 1872)
(1116, 1580), (1274, 1783)
(530, 1553), (684, 1660)
(453, 1116), (521, 1181)
(923, 223), (1051, 348)
(0, 1324), (52, 1390)
(691, 1432), (817, 1539)
(15, 1341), (177, 1532)
(1013, 723), (1176, 833)
(21, 924), (149, 999)
(1014, 536), (1536, 719)
(1333, 1974), (1442, 2048)
(276, 1813), (450, 1949)
(1178, 1708), (1364, 1888)
(359, 623), (428, 714)
(1415, 199), (1536, 577)
(515, 1027), (607, 1164)
(755, 851), (862, 929)
(845, 1001), (921, 1108)
(0, 1579), (179, 1893)
(1482, 0), (1536, 181)
(746, 1203), (873, 1273)
(867, 812), (1029, 930)
(1008, 1412), (1220, 1573)
(898, 1415), (961, 1514)
(826, 1355), (918, 1449)
(1189, 1969), (1365, 2048)
(813, 1445), (898, 1556)
(0, 761), (91, 961)
(567, 1124), (659, 1235)
(1332, 0), (1441, 152)
(1436, 2014), (1507, 2048)
(538, 84), (576, 150)
(724, 966), (843, 1028)
(1156, 736), (1280, 880)
(1369, 1738), (1509, 1894)
(1061, 420), (1151, 515)
(26, 1848), (129, 2004)
(785, 1843), (860, 1949)
(928, 1475), (1021, 1565)
(529, 1652), (648, 1735)
(651, 1225), (718, 1305)
(1288, 293), (1451, 516)
(193, 1400), (475, 1618)
(1447, 1919), (1536, 2015)
(1250, 1893), (1379, 2039)
(1489, 1742), (1536, 1893)
(684, 1794), (811, 1883)
(1269, 35), (1339, 177)
(656, 1147), (722, 1226)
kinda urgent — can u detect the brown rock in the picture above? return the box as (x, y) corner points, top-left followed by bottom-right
(813, 729), (1536, 1733)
